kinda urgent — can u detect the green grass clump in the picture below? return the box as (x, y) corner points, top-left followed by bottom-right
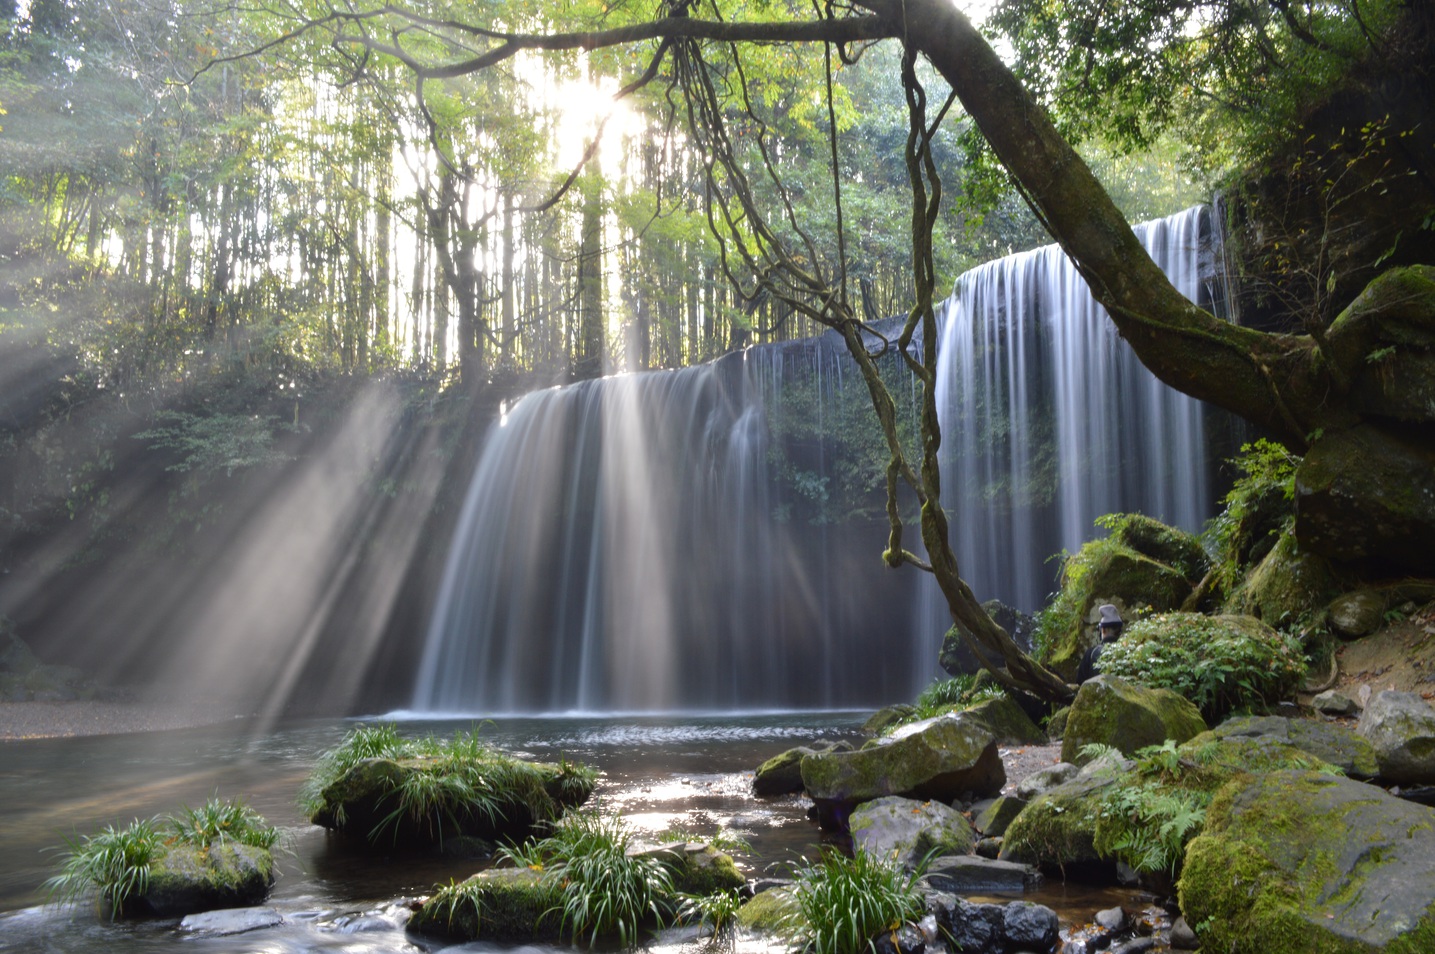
(783, 849), (925, 954)
(882, 675), (1006, 734)
(300, 723), (597, 845)
(45, 797), (278, 917)
(497, 812), (676, 947)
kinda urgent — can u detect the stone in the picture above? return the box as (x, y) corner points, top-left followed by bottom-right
(1295, 423), (1435, 575)
(958, 695), (1047, 746)
(1179, 769), (1435, 954)
(1311, 688), (1360, 715)
(1014, 762), (1079, 799)
(754, 742), (849, 796)
(1202, 714), (1379, 779)
(1109, 513), (1209, 584)
(1328, 589), (1388, 639)
(1045, 706), (1069, 740)
(141, 844), (276, 917)
(1225, 531), (1337, 629)
(974, 837), (1002, 858)
(941, 600), (1037, 676)
(864, 705), (918, 735)
(998, 771), (1123, 876)
(1168, 916), (1198, 950)
(921, 855), (1042, 894)
(1094, 906), (1126, 931)
(871, 921), (927, 954)
(972, 795), (1027, 837)
(849, 796), (977, 869)
(1357, 690), (1435, 784)
(1060, 675), (1206, 765)
(179, 906), (283, 936)
(925, 895), (1005, 953)
(1001, 901), (1060, 951)
(735, 886), (799, 932)
(801, 713), (1004, 831)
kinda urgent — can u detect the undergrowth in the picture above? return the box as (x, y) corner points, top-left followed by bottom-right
(884, 675), (1006, 734)
(782, 849), (925, 954)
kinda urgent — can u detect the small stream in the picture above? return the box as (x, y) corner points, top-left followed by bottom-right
(0, 713), (1136, 953)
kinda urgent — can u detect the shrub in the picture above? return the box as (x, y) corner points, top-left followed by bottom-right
(168, 796), (279, 850)
(1097, 613), (1306, 722)
(883, 676), (1006, 733)
(782, 849), (925, 954)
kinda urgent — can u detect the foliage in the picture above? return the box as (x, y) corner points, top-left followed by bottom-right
(133, 411), (296, 479)
(504, 812), (677, 947)
(781, 848), (925, 954)
(1207, 439), (1301, 594)
(1097, 613), (1307, 722)
(880, 675), (1007, 732)
(45, 797), (278, 916)
(1089, 741), (1208, 875)
(678, 886), (744, 938)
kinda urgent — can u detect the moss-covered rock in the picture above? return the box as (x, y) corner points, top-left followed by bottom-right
(1110, 513), (1210, 584)
(849, 796), (977, 869)
(1294, 423), (1435, 575)
(1225, 531), (1338, 629)
(1179, 769), (1435, 954)
(668, 844), (745, 895)
(999, 770), (1122, 877)
(959, 694), (1047, 746)
(141, 844), (275, 917)
(753, 741), (851, 796)
(1326, 589), (1387, 639)
(800, 713), (1004, 831)
(1356, 690), (1435, 784)
(409, 867), (561, 941)
(1037, 533), (1197, 681)
(1061, 675), (1206, 764)
(862, 705), (917, 735)
(1199, 715), (1379, 779)
(736, 886), (799, 932)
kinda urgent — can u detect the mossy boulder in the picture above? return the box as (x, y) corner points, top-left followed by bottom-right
(1199, 715), (1379, 779)
(310, 756), (593, 847)
(1294, 423), (1435, 575)
(1038, 529), (1198, 680)
(1060, 675), (1206, 764)
(664, 843), (745, 895)
(957, 694), (1047, 746)
(998, 769), (1123, 877)
(1109, 513), (1210, 584)
(863, 705), (917, 735)
(1225, 531), (1338, 628)
(736, 886), (799, 932)
(140, 844), (276, 917)
(849, 796), (977, 869)
(753, 741), (851, 796)
(409, 867), (561, 941)
(1327, 589), (1388, 639)
(1179, 769), (1435, 954)
(800, 713), (1004, 831)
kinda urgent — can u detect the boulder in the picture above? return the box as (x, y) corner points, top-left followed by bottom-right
(941, 600), (1037, 676)
(753, 741), (851, 796)
(1002, 900), (1061, 951)
(141, 844), (276, 917)
(1179, 769), (1435, 954)
(1225, 531), (1337, 628)
(863, 705), (918, 735)
(924, 895), (1058, 953)
(179, 907), (284, 936)
(1295, 423), (1435, 575)
(998, 771), (1123, 876)
(921, 855), (1043, 894)
(1201, 714), (1379, 779)
(735, 886), (799, 932)
(669, 844), (745, 895)
(1015, 762), (1079, 799)
(1357, 690), (1435, 784)
(1327, 589), (1388, 639)
(958, 695), (1047, 746)
(1311, 688), (1360, 716)
(1060, 676), (1206, 765)
(849, 796), (976, 869)
(409, 867), (560, 941)
(972, 795), (1027, 838)
(801, 714), (1004, 830)
(1109, 513), (1210, 584)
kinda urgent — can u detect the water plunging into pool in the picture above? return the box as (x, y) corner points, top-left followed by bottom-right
(415, 206), (1228, 715)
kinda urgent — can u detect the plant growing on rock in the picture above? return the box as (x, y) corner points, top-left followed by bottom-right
(782, 849), (925, 954)
(1096, 613), (1306, 721)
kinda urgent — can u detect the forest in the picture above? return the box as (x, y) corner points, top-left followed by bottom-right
(1, 0), (1431, 706)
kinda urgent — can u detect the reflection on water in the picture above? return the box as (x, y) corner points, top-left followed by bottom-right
(0, 712), (1136, 953)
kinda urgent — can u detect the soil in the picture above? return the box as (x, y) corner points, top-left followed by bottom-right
(1325, 598), (1435, 704)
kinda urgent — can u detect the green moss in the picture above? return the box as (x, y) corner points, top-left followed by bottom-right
(736, 887), (799, 932)
(672, 847), (744, 896)
(1224, 531), (1337, 631)
(142, 843), (275, 916)
(1060, 675), (1206, 764)
(1000, 773), (1115, 870)
(411, 867), (561, 941)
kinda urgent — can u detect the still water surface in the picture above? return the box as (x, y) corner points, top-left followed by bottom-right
(0, 712), (1128, 953)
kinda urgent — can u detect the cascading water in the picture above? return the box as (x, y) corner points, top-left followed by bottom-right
(414, 205), (1228, 713)
(931, 205), (1227, 616)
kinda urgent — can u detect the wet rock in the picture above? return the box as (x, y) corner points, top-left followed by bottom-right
(801, 713), (1003, 831)
(872, 921), (928, 954)
(1203, 714), (1379, 778)
(850, 796), (976, 869)
(922, 855), (1042, 894)
(1180, 769), (1435, 954)
(1060, 675), (1206, 764)
(142, 844), (276, 917)
(1168, 916), (1199, 949)
(959, 695), (1047, 746)
(409, 867), (560, 941)
(1001, 900), (1060, 951)
(754, 740), (851, 796)
(864, 705), (918, 735)
(1357, 689), (1435, 784)
(179, 906), (283, 936)
(1094, 906), (1126, 932)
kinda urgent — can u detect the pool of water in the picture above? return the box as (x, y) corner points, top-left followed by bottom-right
(0, 711), (1136, 952)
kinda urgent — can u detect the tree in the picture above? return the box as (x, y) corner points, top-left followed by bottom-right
(229, 0), (1430, 699)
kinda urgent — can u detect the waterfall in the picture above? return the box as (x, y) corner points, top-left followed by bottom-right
(413, 205), (1227, 713)
(931, 205), (1225, 616)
